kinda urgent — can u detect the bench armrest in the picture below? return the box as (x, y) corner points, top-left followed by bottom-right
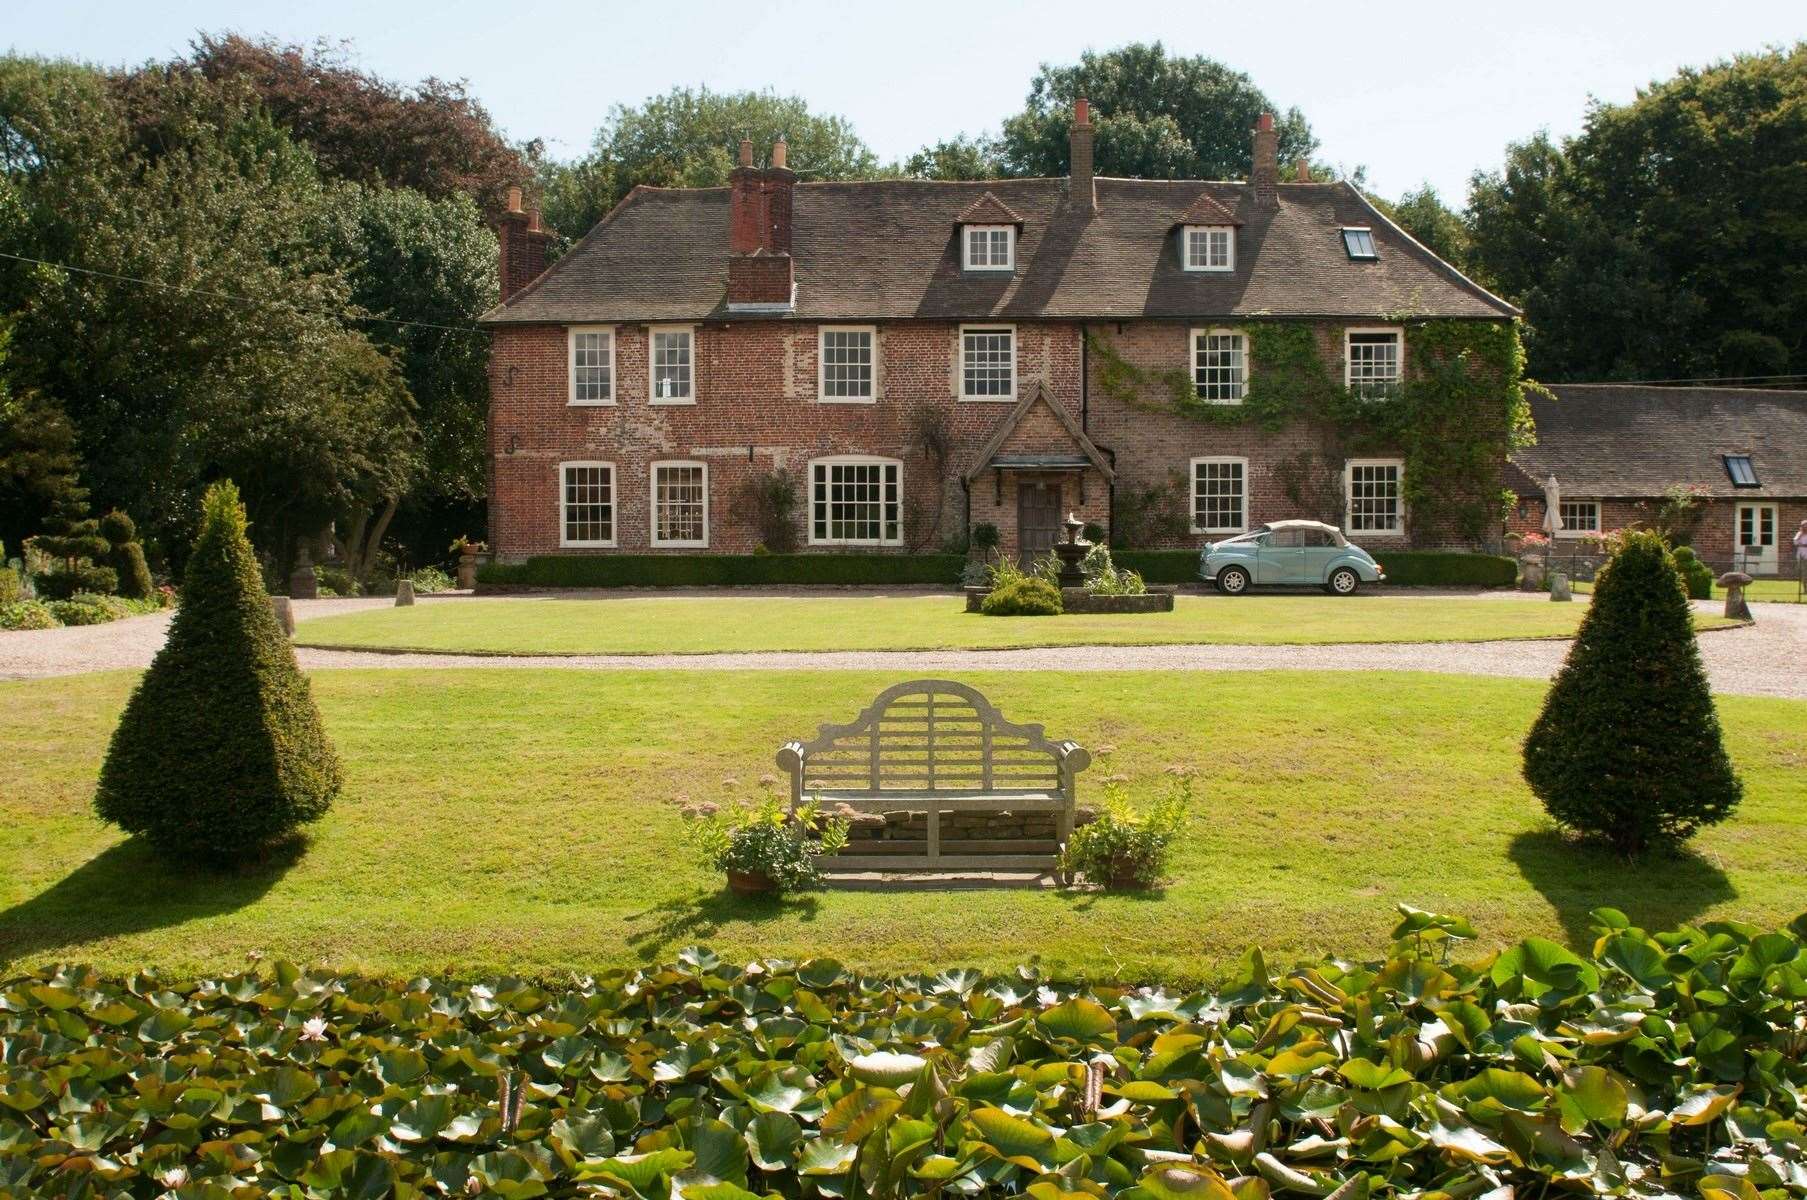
(1055, 740), (1091, 774)
(775, 741), (804, 774)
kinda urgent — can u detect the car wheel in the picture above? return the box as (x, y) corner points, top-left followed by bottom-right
(1218, 566), (1250, 596)
(1328, 567), (1359, 596)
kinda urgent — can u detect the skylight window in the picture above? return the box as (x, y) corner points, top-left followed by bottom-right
(1341, 227), (1377, 260)
(1724, 454), (1759, 487)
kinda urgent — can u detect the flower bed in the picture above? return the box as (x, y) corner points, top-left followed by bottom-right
(2, 909), (1800, 1196)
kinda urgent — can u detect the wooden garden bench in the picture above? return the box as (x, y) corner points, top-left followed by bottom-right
(775, 679), (1091, 871)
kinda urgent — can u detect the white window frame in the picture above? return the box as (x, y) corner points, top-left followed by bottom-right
(1342, 227), (1378, 260)
(568, 325), (616, 406)
(958, 324), (1017, 402)
(1182, 225), (1235, 272)
(962, 224), (1015, 271)
(649, 460), (709, 549)
(808, 455), (904, 547)
(817, 325), (878, 403)
(648, 324), (695, 405)
(1190, 327), (1248, 404)
(1555, 498), (1601, 538)
(1344, 458), (1405, 537)
(1190, 456), (1249, 535)
(558, 460), (617, 549)
(1345, 326), (1404, 399)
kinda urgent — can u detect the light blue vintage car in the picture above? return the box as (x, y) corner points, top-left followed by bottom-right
(1198, 520), (1387, 596)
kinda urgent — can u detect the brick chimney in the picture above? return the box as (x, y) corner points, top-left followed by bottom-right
(496, 185), (554, 301)
(727, 138), (796, 309)
(1251, 113), (1278, 207)
(1069, 97), (1096, 214)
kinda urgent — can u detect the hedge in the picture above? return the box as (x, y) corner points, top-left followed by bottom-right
(479, 553), (967, 589)
(1118, 548), (1518, 587)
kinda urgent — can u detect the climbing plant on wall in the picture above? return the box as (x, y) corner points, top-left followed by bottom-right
(1088, 321), (1535, 544)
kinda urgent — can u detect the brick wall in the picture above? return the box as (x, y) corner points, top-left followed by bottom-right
(1510, 497), (1807, 578)
(487, 320), (1085, 558)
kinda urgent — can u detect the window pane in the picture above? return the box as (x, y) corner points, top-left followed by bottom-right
(1193, 460), (1245, 531)
(811, 461), (901, 544)
(653, 330), (692, 399)
(1559, 500), (1599, 533)
(654, 466), (706, 544)
(563, 465), (613, 544)
(962, 328), (1014, 396)
(1343, 228), (1377, 259)
(572, 331), (612, 401)
(1194, 332), (1245, 401)
(1348, 332), (1401, 399)
(1347, 464), (1400, 532)
(821, 329), (873, 398)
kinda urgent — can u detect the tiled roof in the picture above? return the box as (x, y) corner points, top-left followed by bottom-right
(952, 191), (1027, 226)
(483, 176), (1517, 325)
(1172, 190), (1243, 227)
(1511, 385), (1807, 499)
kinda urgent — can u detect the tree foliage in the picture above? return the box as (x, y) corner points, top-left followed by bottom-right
(1522, 530), (1741, 857)
(0, 315), (80, 553)
(1466, 45), (1807, 381)
(538, 87), (881, 239)
(178, 34), (526, 209)
(95, 480), (340, 861)
(1370, 184), (1470, 267)
(901, 134), (1006, 181)
(998, 43), (1316, 181)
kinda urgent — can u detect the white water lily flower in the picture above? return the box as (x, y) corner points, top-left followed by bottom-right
(848, 1050), (928, 1087)
(299, 1017), (329, 1041)
(161, 1167), (190, 1188)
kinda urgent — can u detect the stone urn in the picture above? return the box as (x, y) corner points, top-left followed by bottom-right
(1051, 513), (1090, 589)
(457, 553), (478, 590)
(727, 869), (777, 897)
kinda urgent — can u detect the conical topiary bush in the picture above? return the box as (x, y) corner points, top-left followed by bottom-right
(95, 480), (340, 861)
(1522, 529), (1741, 858)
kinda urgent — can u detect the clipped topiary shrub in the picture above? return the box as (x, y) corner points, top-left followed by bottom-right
(94, 480), (342, 862)
(99, 508), (156, 600)
(980, 577), (1063, 616)
(45, 592), (128, 625)
(1670, 546), (1714, 600)
(1522, 529), (1741, 858)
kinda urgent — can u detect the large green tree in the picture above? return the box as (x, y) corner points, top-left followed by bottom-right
(539, 87), (881, 240)
(1466, 45), (1807, 381)
(998, 43), (1316, 181)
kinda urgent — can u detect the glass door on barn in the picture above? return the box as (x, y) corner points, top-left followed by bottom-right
(1735, 503), (1777, 575)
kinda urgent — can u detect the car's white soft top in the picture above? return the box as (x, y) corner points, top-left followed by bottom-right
(1213, 520), (1348, 547)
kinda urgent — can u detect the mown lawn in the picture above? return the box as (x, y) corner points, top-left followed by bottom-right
(1574, 577), (1804, 603)
(294, 593), (1738, 655)
(3, 669), (1802, 982)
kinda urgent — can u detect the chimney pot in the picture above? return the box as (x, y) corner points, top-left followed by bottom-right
(506, 185), (523, 214)
(1074, 96), (1090, 126)
(528, 208), (542, 233)
(771, 136), (787, 170)
(1295, 159), (1311, 182)
(1256, 111), (1274, 132)
(738, 138), (754, 167)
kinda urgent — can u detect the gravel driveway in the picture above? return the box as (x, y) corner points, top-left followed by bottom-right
(2, 593), (1801, 699)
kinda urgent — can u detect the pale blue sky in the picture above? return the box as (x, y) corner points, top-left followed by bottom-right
(9, 0), (1804, 202)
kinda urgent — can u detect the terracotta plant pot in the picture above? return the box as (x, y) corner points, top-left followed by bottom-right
(456, 553), (477, 590)
(727, 870), (778, 896)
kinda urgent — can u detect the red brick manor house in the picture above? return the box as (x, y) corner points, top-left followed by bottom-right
(480, 102), (1520, 565)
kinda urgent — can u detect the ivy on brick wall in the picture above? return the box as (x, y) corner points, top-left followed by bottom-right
(1088, 320), (1536, 544)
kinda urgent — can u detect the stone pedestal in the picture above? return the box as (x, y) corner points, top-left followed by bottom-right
(457, 553), (478, 590)
(394, 579), (416, 607)
(1719, 571), (1753, 621)
(1549, 572), (1572, 602)
(288, 546), (318, 601)
(1518, 560), (1545, 591)
(269, 595), (295, 637)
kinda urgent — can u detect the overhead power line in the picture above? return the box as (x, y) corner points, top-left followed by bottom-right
(1576, 372), (1807, 387)
(0, 250), (486, 336)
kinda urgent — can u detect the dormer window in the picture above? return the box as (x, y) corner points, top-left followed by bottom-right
(1183, 226), (1234, 272)
(1724, 455), (1759, 487)
(963, 225), (1015, 271)
(1342, 227), (1378, 260)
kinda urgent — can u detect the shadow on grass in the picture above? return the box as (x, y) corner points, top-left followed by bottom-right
(0, 837), (306, 967)
(1508, 828), (1736, 950)
(623, 890), (820, 963)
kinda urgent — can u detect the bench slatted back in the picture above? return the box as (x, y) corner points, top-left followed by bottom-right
(794, 680), (1062, 797)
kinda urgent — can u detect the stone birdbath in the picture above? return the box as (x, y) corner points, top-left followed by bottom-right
(1052, 513), (1090, 589)
(1718, 571), (1754, 621)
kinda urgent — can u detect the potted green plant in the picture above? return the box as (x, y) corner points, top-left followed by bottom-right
(1058, 772), (1192, 890)
(685, 794), (849, 895)
(449, 537), (488, 590)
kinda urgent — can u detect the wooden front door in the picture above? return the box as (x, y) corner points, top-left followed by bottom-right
(1018, 479), (1063, 567)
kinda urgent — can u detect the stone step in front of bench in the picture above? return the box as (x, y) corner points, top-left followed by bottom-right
(826, 870), (1060, 890)
(837, 837), (1062, 856)
(819, 853), (1059, 872)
